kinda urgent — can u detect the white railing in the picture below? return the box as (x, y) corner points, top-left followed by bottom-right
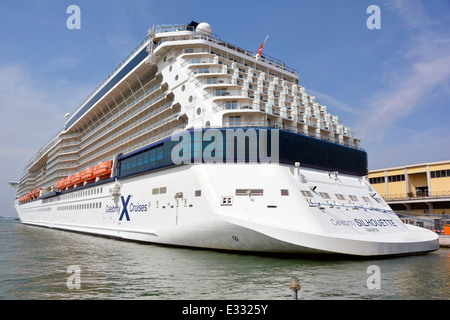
(79, 109), (179, 166)
(79, 99), (171, 158)
(66, 35), (150, 126)
(79, 81), (163, 146)
(150, 24), (299, 76)
(24, 129), (63, 171)
(79, 92), (166, 151)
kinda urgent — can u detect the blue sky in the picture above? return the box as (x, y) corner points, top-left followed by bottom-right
(1, 0), (449, 217)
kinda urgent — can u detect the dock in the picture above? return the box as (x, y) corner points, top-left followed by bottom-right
(439, 235), (450, 248)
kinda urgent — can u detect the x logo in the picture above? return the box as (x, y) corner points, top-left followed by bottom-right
(119, 195), (131, 221)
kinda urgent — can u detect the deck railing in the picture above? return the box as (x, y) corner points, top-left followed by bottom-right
(384, 191), (450, 201)
(151, 24), (299, 77)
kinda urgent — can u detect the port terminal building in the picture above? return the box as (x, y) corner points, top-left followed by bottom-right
(368, 160), (450, 233)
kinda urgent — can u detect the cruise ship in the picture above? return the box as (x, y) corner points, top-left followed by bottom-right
(11, 21), (439, 256)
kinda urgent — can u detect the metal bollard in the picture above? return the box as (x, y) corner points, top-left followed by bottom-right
(289, 277), (300, 300)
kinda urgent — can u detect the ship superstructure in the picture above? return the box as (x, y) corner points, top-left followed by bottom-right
(12, 22), (439, 256)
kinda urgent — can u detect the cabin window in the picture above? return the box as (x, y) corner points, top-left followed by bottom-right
(229, 116), (241, 126)
(319, 192), (331, 199)
(300, 190), (313, 198)
(335, 194), (346, 200)
(225, 101), (238, 110)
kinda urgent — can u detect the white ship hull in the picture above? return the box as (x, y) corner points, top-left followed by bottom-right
(15, 163), (439, 256)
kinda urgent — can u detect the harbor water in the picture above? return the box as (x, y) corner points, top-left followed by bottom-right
(0, 218), (448, 300)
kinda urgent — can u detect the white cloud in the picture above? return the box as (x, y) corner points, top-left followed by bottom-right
(0, 64), (62, 150)
(44, 55), (81, 73)
(105, 4), (143, 58)
(356, 54), (450, 143)
(368, 125), (450, 169)
(355, 0), (450, 145)
(0, 146), (34, 162)
(0, 63), (93, 161)
(307, 89), (365, 117)
(0, 62), (94, 217)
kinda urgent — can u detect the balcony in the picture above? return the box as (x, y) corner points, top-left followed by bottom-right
(205, 89), (246, 99)
(214, 101), (259, 112)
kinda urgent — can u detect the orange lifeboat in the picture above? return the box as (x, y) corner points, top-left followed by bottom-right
(35, 188), (42, 198)
(61, 177), (70, 189)
(65, 176), (75, 189)
(81, 167), (96, 184)
(55, 179), (64, 190)
(71, 172), (83, 186)
(93, 160), (112, 181)
(58, 178), (68, 190)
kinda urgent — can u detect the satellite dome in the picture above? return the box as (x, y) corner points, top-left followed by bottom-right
(196, 22), (212, 36)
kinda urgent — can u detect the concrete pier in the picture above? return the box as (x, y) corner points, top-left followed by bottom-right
(439, 235), (450, 248)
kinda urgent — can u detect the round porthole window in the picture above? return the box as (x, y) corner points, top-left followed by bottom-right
(169, 66), (173, 72)
(197, 108), (202, 115)
(189, 96), (193, 103)
(182, 84), (185, 91)
(205, 121), (210, 127)
(175, 75), (179, 81)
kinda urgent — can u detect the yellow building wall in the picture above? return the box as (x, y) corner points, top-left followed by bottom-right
(429, 163), (450, 171)
(408, 173), (428, 193)
(406, 166), (427, 174)
(386, 169), (405, 176)
(387, 181), (406, 197)
(372, 183), (386, 198)
(430, 177), (450, 193)
(369, 171), (385, 178)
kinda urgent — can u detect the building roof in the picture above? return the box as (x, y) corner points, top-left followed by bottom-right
(369, 160), (450, 173)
